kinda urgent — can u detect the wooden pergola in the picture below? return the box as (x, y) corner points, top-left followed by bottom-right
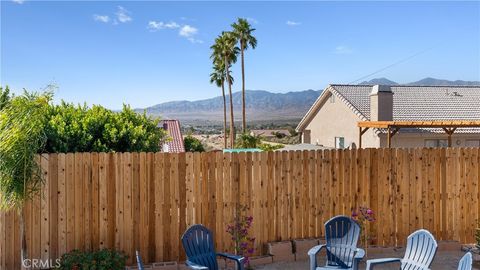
(358, 120), (480, 148)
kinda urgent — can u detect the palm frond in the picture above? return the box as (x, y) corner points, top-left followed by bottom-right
(0, 92), (49, 210)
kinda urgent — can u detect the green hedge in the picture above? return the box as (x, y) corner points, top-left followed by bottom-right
(44, 102), (167, 153)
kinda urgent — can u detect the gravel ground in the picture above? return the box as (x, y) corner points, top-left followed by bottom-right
(255, 250), (476, 270)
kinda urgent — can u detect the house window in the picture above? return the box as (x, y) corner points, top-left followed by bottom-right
(335, 137), (345, 149)
(424, 139), (448, 148)
(466, 140), (480, 147)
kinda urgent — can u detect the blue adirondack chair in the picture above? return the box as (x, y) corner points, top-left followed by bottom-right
(308, 215), (365, 270)
(181, 224), (245, 270)
(135, 250), (145, 270)
(366, 229), (438, 270)
(458, 252), (472, 270)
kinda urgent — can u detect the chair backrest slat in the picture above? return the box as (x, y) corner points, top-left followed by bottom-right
(457, 252), (472, 270)
(401, 229), (437, 270)
(181, 224), (219, 270)
(136, 250), (145, 270)
(324, 216), (360, 268)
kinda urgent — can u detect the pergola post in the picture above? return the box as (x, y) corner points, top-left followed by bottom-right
(387, 127), (392, 148)
(442, 127), (457, 147)
(359, 127), (362, 149)
(358, 127), (369, 148)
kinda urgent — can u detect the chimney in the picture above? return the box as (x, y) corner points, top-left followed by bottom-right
(370, 85), (393, 121)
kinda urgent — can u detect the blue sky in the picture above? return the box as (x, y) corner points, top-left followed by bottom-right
(1, 1), (479, 109)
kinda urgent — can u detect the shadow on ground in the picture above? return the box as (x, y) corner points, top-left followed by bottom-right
(254, 250), (477, 270)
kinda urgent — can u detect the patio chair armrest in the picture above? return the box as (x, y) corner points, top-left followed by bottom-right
(366, 258), (401, 270)
(350, 248), (366, 270)
(307, 244), (326, 256)
(354, 248), (365, 260)
(217, 252), (245, 270)
(185, 260), (209, 270)
(308, 244), (326, 270)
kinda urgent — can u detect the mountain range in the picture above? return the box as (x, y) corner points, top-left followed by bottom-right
(139, 77), (479, 126)
(140, 89), (321, 125)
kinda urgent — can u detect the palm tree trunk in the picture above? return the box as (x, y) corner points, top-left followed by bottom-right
(20, 208), (27, 270)
(241, 42), (246, 134)
(221, 82), (227, 149)
(225, 57), (235, 148)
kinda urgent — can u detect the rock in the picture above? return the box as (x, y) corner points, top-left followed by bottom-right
(293, 238), (320, 260)
(267, 241), (295, 262)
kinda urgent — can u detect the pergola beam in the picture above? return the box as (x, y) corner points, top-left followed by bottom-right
(357, 120), (480, 148)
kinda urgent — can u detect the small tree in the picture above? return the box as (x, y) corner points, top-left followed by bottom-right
(226, 205), (255, 269)
(235, 132), (262, 148)
(0, 91), (51, 268)
(184, 135), (205, 152)
(352, 207), (375, 256)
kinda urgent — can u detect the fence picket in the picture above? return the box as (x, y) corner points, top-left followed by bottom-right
(1, 148), (480, 269)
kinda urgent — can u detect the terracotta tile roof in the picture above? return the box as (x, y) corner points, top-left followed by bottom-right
(297, 84), (480, 133)
(160, 120), (185, 153)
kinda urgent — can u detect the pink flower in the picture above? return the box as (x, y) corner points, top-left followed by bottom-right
(366, 209), (374, 215)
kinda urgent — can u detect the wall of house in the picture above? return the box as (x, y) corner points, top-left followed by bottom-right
(379, 132), (480, 148)
(303, 91), (380, 148)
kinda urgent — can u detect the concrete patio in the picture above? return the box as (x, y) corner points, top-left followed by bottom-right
(255, 250), (477, 270)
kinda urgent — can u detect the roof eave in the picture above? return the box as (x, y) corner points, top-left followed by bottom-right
(296, 85), (334, 132)
(296, 84), (370, 132)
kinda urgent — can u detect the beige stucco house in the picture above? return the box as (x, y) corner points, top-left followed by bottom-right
(296, 84), (480, 148)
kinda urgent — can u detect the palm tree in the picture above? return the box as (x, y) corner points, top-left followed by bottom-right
(232, 18), (257, 133)
(209, 62), (234, 149)
(0, 91), (51, 269)
(211, 32), (239, 148)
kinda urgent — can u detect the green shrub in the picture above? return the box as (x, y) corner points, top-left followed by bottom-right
(184, 135), (205, 152)
(45, 102), (167, 153)
(258, 143), (283, 151)
(272, 131), (286, 139)
(57, 249), (127, 270)
(235, 133), (262, 149)
(0, 86), (11, 110)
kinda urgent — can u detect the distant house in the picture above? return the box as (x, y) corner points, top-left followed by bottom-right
(296, 84), (480, 148)
(160, 120), (185, 153)
(250, 129), (290, 139)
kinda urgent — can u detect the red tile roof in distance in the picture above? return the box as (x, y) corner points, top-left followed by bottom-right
(161, 120), (185, 153)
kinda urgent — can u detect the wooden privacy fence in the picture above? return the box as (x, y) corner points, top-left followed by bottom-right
(0, 148), (479, 269)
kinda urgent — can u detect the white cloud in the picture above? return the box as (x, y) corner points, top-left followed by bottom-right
(147, 21), (180, 31)
(147, 21), (202, 44)
(93, 14), (110, 23)
(286, 20), (301, 26)
(179, 25), (197, 37)
(246, 17), (258, 24)
(12, 0), (25, 4)
(334, 45), (353, 54)
(179, 25), (202, 43)
(115, 6), (132, 23)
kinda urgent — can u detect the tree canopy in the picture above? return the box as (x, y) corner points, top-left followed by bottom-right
(44, 102), (166, 153)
